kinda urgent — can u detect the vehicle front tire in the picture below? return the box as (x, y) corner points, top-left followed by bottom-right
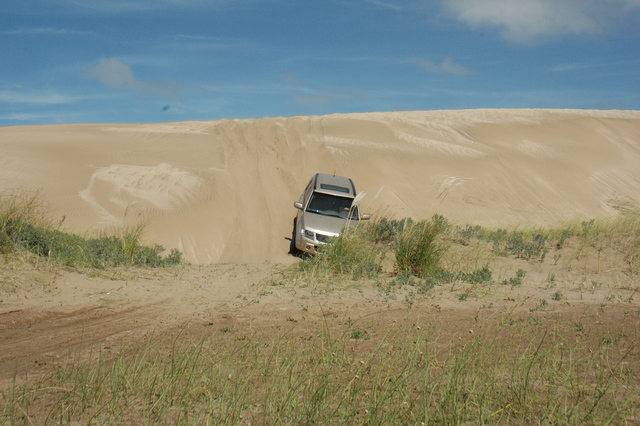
(289, 218), (301, 256)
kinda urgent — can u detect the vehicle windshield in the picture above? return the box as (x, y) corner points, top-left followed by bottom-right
(306, 192), (359, 219)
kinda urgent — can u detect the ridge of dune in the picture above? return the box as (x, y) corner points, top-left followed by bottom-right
(1, 109), (639, 264)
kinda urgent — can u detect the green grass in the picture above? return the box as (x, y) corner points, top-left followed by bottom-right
(293, 215), (450, 284)
(295, 226), (383, 280)
(292, 204), (640, 292)
(1, 190), (182, 268)
(395, 215), (449, 278)
(2, 310), (637, 424)
(2, 193), (640, 423)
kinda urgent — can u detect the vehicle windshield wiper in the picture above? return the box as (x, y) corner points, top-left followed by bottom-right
(321, 211), (344, 218)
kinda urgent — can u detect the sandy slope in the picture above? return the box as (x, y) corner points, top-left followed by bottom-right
(1, 109), (639, 264)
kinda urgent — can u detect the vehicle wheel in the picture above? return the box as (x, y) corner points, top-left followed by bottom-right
(289, 218), (301, 256)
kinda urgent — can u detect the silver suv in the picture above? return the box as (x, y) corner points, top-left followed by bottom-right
(291, 173), (370, 255)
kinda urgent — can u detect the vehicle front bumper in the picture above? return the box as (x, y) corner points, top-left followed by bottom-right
(297, 230), (335, 255)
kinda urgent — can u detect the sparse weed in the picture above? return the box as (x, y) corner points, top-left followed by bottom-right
(293, 202), (640, 293)
(458, 265), (493, 284)
(506, 232), (549, 261)
(3, 313), (637, 424)
(366, 217), (412, 245)
(547, 272), (556, 284)
(350, 329), (369, 340)
(502, 269), (527, 287)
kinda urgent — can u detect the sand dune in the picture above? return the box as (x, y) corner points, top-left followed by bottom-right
(1, 109), (639, 264)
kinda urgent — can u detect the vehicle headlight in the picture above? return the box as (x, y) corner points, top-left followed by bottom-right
(302, 229), (315, 240)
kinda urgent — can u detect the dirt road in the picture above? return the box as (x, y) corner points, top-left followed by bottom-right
(2, 257), (638, 388)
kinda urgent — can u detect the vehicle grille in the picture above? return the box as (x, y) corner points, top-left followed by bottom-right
(316, 233), (333, 243)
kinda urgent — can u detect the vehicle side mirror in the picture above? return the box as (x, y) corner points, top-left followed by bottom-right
(293, 201), (303, 210)
(361, 213), (371, 220)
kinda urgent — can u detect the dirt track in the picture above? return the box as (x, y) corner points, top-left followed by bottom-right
(0, 262), (275, 381)
(2, 257), (639, 389)
(0, 304), (164, 375)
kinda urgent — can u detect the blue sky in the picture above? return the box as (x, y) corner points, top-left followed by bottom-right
(1, 0), (639, 126)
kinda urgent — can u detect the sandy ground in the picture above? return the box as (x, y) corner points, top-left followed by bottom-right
(1, 108), (639, 386)
(1, 254), (638, 385)
(0, 262), (274, 380)
(1, 109), (639, 264)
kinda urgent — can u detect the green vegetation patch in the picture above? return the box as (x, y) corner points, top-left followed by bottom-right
(297, 228), (382, 279)
(3, 310), (637, 424)
(1, 191), (182, 268)
(293, 202), (640, 295)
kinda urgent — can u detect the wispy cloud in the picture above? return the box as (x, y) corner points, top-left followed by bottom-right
(58, 0), (235, 13)
(441, 0), (640, 43)
(411, 57), (470, 74)
(1, 27), (93, 36)
(58, 0), (165, 12)
(0, 112), (65, 122)
(86, 58), (182, 101)
(0, 90), (78, 104)
(366, 0), (410, 11)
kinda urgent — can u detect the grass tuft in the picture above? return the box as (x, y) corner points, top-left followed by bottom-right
(394, 215), (448, 278)
(1, 190), (182, 268)
(297, 227), (382, 280)
(2, 312), (637, 424)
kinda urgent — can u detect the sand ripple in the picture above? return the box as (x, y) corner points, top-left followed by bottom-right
(1, 109), (639, 263)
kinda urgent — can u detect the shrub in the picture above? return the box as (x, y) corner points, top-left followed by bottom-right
(366, 217), (412, 245)
(1, 191), (182, 268)
(1, 190), (50, 255)
(506, 232), (549, 261)
(298, 227), (382, 279)
(395, 217), (448, 278)
(459, 265), (493, 284)
(502, 269), (526, 286)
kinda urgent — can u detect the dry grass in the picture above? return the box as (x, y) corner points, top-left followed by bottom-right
(0, 191), (182, 269)
(2, 196), (640, 424)
(2, 305), (638, 424)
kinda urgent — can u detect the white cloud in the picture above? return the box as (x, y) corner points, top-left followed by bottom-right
(0, 112), (61, 121)
(59, 0), (163, 12)
(442, 0), (640, 43)
(0, 90), (77, 104)
(366, 0), (409, 11)
(2, 27), (93, 36)
(0, 109), (90, 123)
(86, 58), (181, 100)
(411, 57), (470, 74)
(59, 0), (236, 13)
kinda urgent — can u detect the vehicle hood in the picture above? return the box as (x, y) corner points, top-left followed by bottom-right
(302, 212), (349, 236)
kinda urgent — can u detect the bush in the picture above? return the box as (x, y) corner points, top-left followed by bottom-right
(298, 228), (382, 279)
(395, 217), (448, 278)
(459, 265), (493, 284)
(506, 232), (549, 261)
(366, 217), (412, 245)
(1, 191), (50, 255)
(1, 191), (182, 268)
